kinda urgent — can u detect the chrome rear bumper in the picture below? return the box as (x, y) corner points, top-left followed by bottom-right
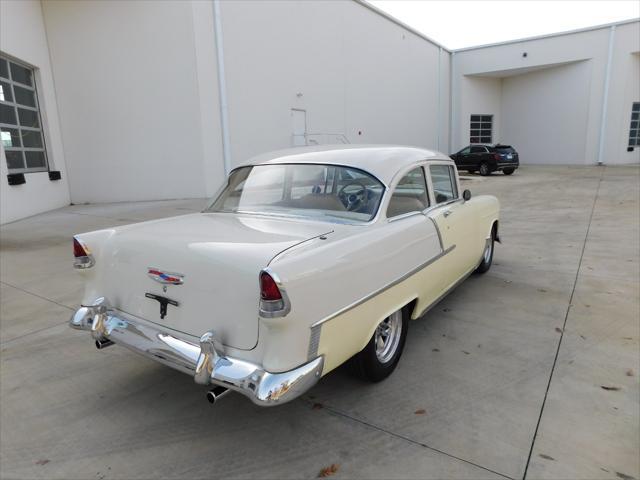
(70, 298), (324, 406)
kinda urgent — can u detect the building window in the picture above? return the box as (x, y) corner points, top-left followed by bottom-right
(470, 114), (492, 144)
(0, 55), (48, 173)
(629, 102), (640, 150)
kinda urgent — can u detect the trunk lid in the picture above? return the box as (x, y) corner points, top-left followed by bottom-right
(96, 213), (331, 349)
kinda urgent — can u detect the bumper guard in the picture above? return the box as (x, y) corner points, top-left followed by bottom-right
(70, 298), (324, 406)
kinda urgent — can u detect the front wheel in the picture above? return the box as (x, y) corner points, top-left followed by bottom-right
(479, 162), (490, 176)
(503, 168), (515, 175)
(349, 307), (409, 382)
(475, 228), (495, 274)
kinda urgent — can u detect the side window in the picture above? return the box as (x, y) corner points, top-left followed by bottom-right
(430, 165), (458, 204)
(387, 167), (429, 218)
(470, 146), (485, 154)
(460, 147), (471, 155)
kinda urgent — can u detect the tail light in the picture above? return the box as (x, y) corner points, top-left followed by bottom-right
(493, 153), (501, 161)
(73, 236), (95, 269)
(259, 270), (291, 318)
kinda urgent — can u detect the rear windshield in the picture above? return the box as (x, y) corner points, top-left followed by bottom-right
(495, 146), (515, 153)
(206, 164), (385, 223)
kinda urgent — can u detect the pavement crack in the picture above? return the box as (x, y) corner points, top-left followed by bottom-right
(522, 169), (605, 479)
(0, 281), (75, 312)
(306, 398), (515, 480)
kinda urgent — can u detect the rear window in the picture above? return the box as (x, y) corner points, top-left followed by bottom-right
(495, 146), (515, 153)
(207, 163), (385, 223)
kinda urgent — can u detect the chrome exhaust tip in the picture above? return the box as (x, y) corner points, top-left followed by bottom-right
(95, 338), (115, 349)
(206, 386), (230, 404)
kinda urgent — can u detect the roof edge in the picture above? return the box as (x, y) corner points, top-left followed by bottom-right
(452, 17), (640, 53)
(354, 0), (451, 52)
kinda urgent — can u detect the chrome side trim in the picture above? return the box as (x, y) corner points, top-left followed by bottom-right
(428, 216), (444, 250)
(311, 245), (456, 328)
(69, 302), (324, 406)
(307, 323), (322, 360)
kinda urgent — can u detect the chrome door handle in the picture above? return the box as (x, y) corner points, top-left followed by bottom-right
(443, 210), (453, 218)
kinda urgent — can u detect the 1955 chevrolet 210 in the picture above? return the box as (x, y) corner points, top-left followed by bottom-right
(70, 145), (500, 406)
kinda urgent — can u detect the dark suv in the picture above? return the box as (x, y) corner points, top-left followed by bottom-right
(450, 144), (519, 176)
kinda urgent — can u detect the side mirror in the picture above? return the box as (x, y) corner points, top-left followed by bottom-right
(463, 189), (472, 201)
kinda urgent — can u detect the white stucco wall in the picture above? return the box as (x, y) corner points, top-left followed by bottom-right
(40, 0), (225, 204)
(0, 0), (70, 224)
(603, 22), (640, 165)
(220, 0), (450, 167)
(456, 75), (502, 149)
(452, 20), (640, 165)
(501, 61), (592, 164)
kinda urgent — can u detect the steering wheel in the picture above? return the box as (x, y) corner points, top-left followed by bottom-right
(338, 181), (368, 211)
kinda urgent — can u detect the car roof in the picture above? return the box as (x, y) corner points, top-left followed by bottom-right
(238, 145), (452, 186)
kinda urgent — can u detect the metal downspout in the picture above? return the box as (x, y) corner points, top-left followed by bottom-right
(212, 0), (231, 175)
(597, 25), (616, 165)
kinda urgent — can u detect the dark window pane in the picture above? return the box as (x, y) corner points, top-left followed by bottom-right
(0, 81), (12, 102)
(632, 112), (639, 121)
(18, 108), (39, 128)
(5, 150), (24, 170)
(21, 129), (43, 148)
(630, 130), (637, 139)
(0, 103), (17, 124)
(481, 115), (492, 122)
(10, 62), (33, 86)
(470, 137), (479, 143)
(13, 85), (35, 107)
(25, 151), (46, 169)
(470, 115), (481, 122)
(630, 121), (638, 129)
(481, 137), (492, 143)
(0, 59), (8, 79)
(470, 129), (480, 136)
(633, 103), (640, 112)
(470, 122), (481, 129)
(1, 127), (21, 148)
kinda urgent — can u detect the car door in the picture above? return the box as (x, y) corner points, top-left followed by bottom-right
(425, 163), (478, 290)
(469, 146), (486, 169)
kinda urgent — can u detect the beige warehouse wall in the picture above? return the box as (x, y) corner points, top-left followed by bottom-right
(501, 61), (592, 164)
(40, 0), (225, 204)
(0, 0), (70, 224)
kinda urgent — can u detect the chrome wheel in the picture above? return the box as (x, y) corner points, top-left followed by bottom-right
(483, 238), (493, 264)
(375, 310), (403, 364)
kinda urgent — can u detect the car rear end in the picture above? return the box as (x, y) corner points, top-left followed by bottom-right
(492, 145), (519, 172)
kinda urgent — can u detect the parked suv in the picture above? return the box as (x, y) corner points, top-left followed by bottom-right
(450, 144), (519, 176)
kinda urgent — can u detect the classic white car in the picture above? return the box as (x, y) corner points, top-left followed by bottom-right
(70, 145), (500, 406)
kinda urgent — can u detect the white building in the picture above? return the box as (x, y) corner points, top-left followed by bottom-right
(1, 0), (638, 224)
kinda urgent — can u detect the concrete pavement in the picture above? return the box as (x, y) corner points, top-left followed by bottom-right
(1, 166), (638, 479)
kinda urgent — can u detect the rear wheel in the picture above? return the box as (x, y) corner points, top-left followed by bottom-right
(349, 307), (409, 382)
(479, 162), (490, 176)
(503, 168), (515, 175)
(475, 227), (495, 274)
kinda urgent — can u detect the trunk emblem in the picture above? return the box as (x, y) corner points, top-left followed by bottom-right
(148, 268), (184, 285)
